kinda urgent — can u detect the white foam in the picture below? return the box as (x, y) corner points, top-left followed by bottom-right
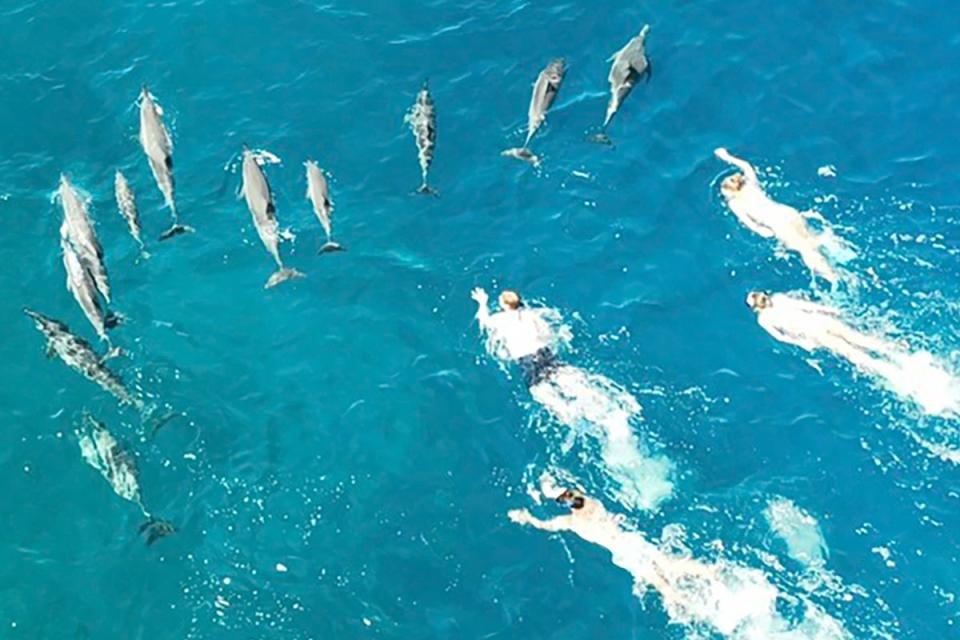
(883, 350), (960, 417)
(529, 365), (674, 510)
(603, 529), (849, 639)
(765, 498), (828, 570)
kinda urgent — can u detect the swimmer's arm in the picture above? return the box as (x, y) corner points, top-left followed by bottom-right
(508, 509), (570, 533)
(471, 287), (492, 330)
(714, 147), (759, 184)
(758, 315), (818, 351)
(732, 210), (776, 238)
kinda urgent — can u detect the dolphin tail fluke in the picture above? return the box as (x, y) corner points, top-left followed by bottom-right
(319, 241), (344, 254)
(265, 267), (306, 289)
(104, 311), (124, 330)
(159, 224), (194, 241)
(501, 147), (540, 166)
(138, 516), (176, 546)
(415, 183), (439, 197)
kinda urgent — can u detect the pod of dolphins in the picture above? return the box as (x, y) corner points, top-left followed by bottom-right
(22, 25), (653, 546)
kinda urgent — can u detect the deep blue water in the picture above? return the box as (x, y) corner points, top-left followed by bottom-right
(2, 1), (959, 638)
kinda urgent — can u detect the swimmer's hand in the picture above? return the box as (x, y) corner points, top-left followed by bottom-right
(714, 147), (732, 162)
(471, 287), (489, 308)
(508, 509), (535, 526)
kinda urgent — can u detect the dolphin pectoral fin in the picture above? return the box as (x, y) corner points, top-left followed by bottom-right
(100, 346), (124, 363)
(45, 344), (56, 359)
(159, 224), (194, 241)
(265, 268), (306, 289)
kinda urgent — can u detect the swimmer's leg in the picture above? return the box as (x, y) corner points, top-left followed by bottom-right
(798, 244), (839, 284)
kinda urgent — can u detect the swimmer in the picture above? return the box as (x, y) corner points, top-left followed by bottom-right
(471, 287), (563, 386)
(747, 291), (960, 417)
(508, 472), (849, 638)
(715, 147), (841, 284)
(747, 291), (895, 366)
(472, 288), (674, 511)
(508, 473), (625, 545)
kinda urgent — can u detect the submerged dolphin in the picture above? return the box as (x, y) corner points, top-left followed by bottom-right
(305, 160), (342, 254)
(502, 58), (566, 166)
(58, 174), (110, 303)
(240, 147), (305, 288)
(404, 80), (438, 195)
(24, 308), (138, 409)
(76, 413), (175, 546)
(114, 170), (147, 257)
(592, 25), (652, 144)
(139, 85), (193, 240)
(60, 221), (109, 342)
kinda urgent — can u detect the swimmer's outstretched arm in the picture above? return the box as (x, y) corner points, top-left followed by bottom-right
(714, 147), (759, 184)
(508, 509), (571, 533)
(471, 287), (492, 330)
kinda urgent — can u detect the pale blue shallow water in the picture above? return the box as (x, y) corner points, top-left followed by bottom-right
(1, 1), (959, 638)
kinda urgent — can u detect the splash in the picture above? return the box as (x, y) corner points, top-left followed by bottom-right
(607, 532), (850, 640)
(529, 365), (673, 510)
(765, 497), (828, 570)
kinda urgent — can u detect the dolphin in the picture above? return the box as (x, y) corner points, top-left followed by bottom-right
(24, 308), (138, 410)
(60, 221), (109, 342)
(114, 170), (147, 257)
(139, 85), (193, 240)
(404, 80), (438, 195)
(305, 160), (342, 253)
(502, 58), (566, 166)
(240, 147), (305, 288)
(58, 174), (110, 303)
(592, 25), (652, 144)
(76, 413), (175, 546)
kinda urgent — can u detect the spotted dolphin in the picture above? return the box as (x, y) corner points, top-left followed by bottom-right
(24, 308), (139, 410)
(305, 160), (342, 253)
(58, 174), (110, 303)
(502, 58), (566, 166)
(139, 85), (193, 240)
(240, 147), (305, 288)
(76, 413), (175, 546)
(60, 221), (109, 342)
(592, 25), (652, 144)
(404, 80), (438, 195)
(114, 170), (147, 257)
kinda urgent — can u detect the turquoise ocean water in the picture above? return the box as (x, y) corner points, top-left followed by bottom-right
(2, 1), (959, 638)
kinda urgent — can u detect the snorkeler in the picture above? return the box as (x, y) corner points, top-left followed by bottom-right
(471, 287), (674, 511)
(508, 473), (625, 543)
(748, 291), (960, 417)
(470, 287), (562, 386)
(715, 147), (841, 284)
(507, 472), (849, 637)
(746, 291), (895, 365)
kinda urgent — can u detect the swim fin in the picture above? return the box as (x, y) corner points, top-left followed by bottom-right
(265, 267), (306, 289)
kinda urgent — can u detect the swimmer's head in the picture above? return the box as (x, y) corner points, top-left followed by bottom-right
(499, 290), (522, 311)
(556, 489), (586, 510)
(721, 173), (746, 198)
(746, 291), (772, 312)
